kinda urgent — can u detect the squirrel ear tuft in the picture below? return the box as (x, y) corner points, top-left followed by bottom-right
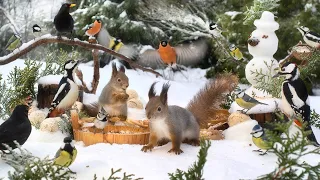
(160, 82), (170, 105)
(148, 82), (157, 99)
(112, 62), (117, 77)
(119, 65), (125, 73)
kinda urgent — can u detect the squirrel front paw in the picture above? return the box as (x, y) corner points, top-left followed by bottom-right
(141, 144), (154, 152)
(168, 148), (183, 155)
(94, 119), (107, 129)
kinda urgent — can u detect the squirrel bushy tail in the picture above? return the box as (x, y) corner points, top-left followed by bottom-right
(187, 73), (238, 127)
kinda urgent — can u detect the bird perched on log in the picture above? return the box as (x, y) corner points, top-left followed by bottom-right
(0, 104), (31, 153)
(273, 62), (319, 146)
(47, 60), (79, 118)
(235, 93), (268, 114)
(54, 3), (76, 39)
(96, 27), (139, 68)
(297, 26), (320, 49)
(54, 137), (77, 167)
(137, 38), (209, 70)
(5, 34), (22, 51)
(85, 18), (102, 41)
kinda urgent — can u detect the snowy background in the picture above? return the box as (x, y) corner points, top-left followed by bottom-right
(0, 60), (319, 180)
(1, 0), (320, 179)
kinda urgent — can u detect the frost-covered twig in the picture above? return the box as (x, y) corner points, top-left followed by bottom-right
(0, 34), (162, 77)
(0, 6), (21, 36)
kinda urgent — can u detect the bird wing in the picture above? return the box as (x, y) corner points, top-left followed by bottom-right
(137, 49), (165, 69)
(118, 44), (139, 60)
(174, 38), (209, 67)
(54, 150), (72, 167)
(50, 79), (70, 109)
(0, 119), (31, 149)
(96, 28), (112, 48)
(306, 31), (320, 43)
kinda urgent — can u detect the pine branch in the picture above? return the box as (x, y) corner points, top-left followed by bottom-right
(0, 34), (162, 77)
(93, 168), (143, 180)
(257, 114), (320, 179)
(168, 139), (211, 180)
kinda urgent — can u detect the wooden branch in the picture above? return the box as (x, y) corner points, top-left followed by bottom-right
(75, 69), (90, 93)
(91, 39), (100, 94)
(0, 34), (162, 77)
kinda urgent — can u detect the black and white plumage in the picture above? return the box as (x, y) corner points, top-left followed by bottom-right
(47, 60), (79, 118)
(32, 24), (41, 33)
(0, 105), (31, 151)
(32, 24), (41, 39)
(297, 26), (320, 48)
(275, 62), (319, 146)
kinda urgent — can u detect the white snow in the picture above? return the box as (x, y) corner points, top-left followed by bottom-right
(0, 59), (320, 179)
(119, 11), (127, 18)
(224, 11), (242, 20)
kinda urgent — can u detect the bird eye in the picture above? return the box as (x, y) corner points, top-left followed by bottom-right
(117, 78), (121, 82)
(157, 107), (161, 112)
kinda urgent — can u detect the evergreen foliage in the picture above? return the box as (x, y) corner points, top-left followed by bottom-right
(257, 115), (320, 179)
(243, 0), (280, 25)
(168, 140), (211, 180)
(252, 60), (284, 98)
(0, 49), (73, 118)
(93, 168), (143, 180)
(1, 142), (76, 180)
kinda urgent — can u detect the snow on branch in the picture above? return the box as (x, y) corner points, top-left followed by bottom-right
(0, 6), (21, 35)
(0, 34), (162, 77)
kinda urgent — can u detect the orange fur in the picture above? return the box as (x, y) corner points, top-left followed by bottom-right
(158, 42), (177, 65)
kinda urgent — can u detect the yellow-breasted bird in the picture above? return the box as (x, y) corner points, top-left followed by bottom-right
(96, 27), (139, 68)
(229, 44), (243, 60)
(54, 137), (77, 167)
(250, 124), (271, 155)
(235, 93), (268, 114)
(5, 34), (22, 51)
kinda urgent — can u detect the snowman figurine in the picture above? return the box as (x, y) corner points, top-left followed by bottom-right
(229, 11), (281, 114)
(245, 11), (280, 98)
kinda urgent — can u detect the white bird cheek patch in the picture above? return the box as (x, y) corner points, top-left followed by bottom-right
(288, 84), (305, 108)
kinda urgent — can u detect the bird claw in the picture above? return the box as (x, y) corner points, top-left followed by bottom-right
(259, 151), (268, 156)
(253, 149), (262, 152)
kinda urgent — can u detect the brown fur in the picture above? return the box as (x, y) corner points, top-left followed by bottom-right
(187, 73), (239, 128)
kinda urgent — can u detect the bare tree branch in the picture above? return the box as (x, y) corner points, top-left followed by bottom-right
(0, 34), (162, 77)
(0, 6), (20, 35)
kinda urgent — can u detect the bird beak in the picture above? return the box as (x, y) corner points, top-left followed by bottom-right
(69, 4), (76, 7)
(250, 132), (254, 135)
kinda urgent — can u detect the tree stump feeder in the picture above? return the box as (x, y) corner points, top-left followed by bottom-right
(71, 110), (150, 146)
(37, 84), (83, 109)
(249, 112), (275, 124)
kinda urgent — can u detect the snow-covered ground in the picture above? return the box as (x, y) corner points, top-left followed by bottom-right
(0, 60), (320, 179)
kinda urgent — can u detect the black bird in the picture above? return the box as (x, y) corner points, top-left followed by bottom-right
(54, 3), (76, 39)
(0, 105), (32, 152)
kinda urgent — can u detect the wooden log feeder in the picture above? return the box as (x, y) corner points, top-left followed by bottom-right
(37, 83), (83, 109)
(249, 113), (276, 124)
(70, 110), (150, 146)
